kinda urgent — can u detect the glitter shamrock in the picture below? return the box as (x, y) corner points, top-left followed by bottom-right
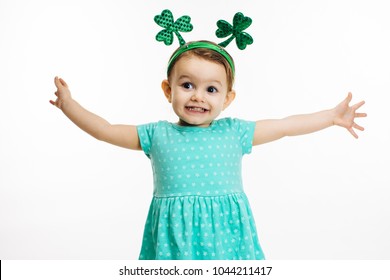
(154, 9), (193, 46)
(216, 12), (253, 50)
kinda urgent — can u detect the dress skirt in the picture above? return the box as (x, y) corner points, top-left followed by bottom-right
(139, 192), (265, 260)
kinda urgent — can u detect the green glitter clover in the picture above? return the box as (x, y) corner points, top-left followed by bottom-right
(154, 9), (193, 46)
(216, 12), (253, 50)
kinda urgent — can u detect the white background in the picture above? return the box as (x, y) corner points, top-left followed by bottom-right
(0, 0), (389, 259)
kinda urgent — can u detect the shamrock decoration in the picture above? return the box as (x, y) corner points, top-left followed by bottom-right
(216, 12), (253, 50)
(154, 9), (193, 46)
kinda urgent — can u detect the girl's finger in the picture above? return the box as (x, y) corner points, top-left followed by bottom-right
(348, 127), (358, 139)
(355, 112), (367, 118)
(345, 92), (353, 104)
(352, 100), (365, 110)
(353, 123), (364, 131)
(54, 76), (62, 89)
(59, 78), (68, 88)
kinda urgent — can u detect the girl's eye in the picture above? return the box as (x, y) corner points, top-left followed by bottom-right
(207, 86), (218, 93)
(182, 82), (193, 89)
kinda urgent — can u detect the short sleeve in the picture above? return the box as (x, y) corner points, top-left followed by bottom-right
(137, 122), (158, 158)
(231, 118), (256, 155)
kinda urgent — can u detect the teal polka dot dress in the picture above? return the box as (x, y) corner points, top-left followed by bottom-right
(137, 118), (265, 260)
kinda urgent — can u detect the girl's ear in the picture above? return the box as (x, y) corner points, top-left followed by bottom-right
(161, 79), (172, 103)
(223, 90), (236, 110)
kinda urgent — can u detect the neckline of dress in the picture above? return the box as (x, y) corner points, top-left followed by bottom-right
(170, 120), (216, 131)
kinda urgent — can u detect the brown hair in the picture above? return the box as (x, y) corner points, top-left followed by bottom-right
(167, 40), (235, 91)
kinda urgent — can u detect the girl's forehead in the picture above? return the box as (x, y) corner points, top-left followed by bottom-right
(172, 56), (228, 83)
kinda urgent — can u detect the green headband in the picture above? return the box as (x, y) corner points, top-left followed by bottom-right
(167, 41), (235, 75)
(154, 9), (253, 76)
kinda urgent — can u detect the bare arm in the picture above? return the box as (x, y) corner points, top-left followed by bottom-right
(253, 92), (366, 146)
(50, 77), (141, 150)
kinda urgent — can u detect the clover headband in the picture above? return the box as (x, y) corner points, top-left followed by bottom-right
(154, 9), (253, 75)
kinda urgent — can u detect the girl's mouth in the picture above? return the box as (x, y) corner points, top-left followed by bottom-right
(185, 106), (209, 113)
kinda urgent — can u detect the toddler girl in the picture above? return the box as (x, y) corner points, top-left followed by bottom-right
(50, 40), (366, 260)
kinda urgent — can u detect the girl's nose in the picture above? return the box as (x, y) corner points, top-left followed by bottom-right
(191, 90), (205, 102)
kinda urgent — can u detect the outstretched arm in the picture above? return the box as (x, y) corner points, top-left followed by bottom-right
(253, 92), (366, 146)
(50, 77), (141, 150)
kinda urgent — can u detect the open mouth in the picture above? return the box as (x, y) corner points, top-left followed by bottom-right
(185, 106), (209, 113)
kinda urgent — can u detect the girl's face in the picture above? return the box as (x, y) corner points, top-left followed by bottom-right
(162, 55), (236, 127)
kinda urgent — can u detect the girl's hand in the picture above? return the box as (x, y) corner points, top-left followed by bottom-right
(333, 92), (367, 138)
(50, 76), (72, 109)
